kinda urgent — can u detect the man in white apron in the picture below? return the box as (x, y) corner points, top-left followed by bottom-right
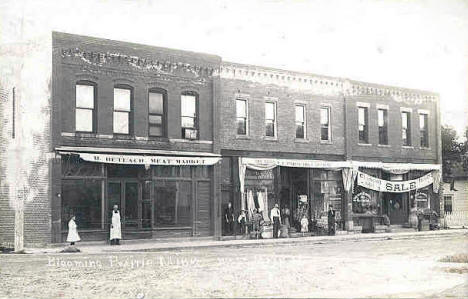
(110, 205), (122, 245)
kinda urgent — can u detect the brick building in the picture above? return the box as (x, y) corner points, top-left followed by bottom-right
(0, 32), (442, 246)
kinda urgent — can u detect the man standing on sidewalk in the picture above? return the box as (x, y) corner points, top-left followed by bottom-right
(328, 205), (336, 236)
(224, 202), (235, 235)
(110, 205), (122, 245)
(270, 204), (281, 238)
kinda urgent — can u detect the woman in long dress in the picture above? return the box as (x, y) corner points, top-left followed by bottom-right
(409, 203), (419, 230)
(110, 205), (122, 245)
(66, 215), (80, 245)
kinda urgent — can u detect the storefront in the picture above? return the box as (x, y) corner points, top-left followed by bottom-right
(236, 157), (349, 236)
(57, 149), (221, 242)
(351, 162), (441, 232)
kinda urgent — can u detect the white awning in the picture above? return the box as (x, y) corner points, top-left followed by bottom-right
(56, 146), (221, 166)
(56, 146), (220, 157)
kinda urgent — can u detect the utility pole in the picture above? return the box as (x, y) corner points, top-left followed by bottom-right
(12, 87), (25, 253)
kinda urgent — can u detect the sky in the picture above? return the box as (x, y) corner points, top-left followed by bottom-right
(1, 0), (467, 139)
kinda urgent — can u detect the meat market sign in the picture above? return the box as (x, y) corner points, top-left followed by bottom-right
(77, 153), (221, 166)
(357, 171), (434, 193)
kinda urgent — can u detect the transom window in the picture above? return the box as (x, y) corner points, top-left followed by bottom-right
(181, 94), (198, 139)
(148, 91), (165, 137)
(320, 106), (331, 141)
(113, 87), (132, 134)
(265, 102), (276, 137)
(358, 106), (369, 143)
(75, 83), (95, 132)
(236, 99), (248, 135)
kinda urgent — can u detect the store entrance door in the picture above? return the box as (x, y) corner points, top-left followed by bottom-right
(384, 193), (408, 225)
(108, 180), (141, 230)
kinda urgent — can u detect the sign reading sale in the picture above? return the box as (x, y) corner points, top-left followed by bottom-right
(357, 171), (433, 193)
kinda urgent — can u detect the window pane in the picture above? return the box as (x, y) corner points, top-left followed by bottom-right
(401, 112), (408, 129)
(114, 88), (131, 111)
(149, 92), (164, 114)
(181, 116), (195, 128)
(237, 118), (246, 135)
(320, 107), (329, 125)
(236, 99), (246, 118)
(358, 107), (366, 125)
(296, 124), (305, 139)
(378, 110), (384, 127)
(149, 115), (162, 125)
(321, 126), (329, 141)
(124, 182), (139, 228)
(295, 105), (304, 122)
(265, 102), (275, 120)
(177, 182), (192, 226)
(155, 181), (177, 226)
(76, 84), (94, 109)
(113, 111), (129, 134)
(61, 179), (101, 229)
(419, 114), (427, 130)
(149, 125), (163, 136)
(266, 120), (275, 137)
(76, 109), (93, 132)
(181, 95), (196, 117)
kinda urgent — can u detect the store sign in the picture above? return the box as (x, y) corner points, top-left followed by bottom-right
(242, 157), (350, 170)
(353, 192), (371, 203)
(77, 153), (221, 166)
(415, 192), (428, 201)
(357, 171), (434, 193)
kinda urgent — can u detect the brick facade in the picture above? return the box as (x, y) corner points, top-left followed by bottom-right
(0, 32), (442, 245)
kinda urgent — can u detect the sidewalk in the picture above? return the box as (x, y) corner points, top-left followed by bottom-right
(24, 228), (467, 254)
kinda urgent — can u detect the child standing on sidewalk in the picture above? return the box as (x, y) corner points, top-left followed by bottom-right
(66, 215), (80, 245)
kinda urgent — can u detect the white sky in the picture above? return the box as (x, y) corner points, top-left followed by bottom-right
(2, 0), (467, 139)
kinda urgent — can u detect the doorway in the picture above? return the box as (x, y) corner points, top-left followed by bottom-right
(384, 193), (408, 225)
(108, 180), (141, 229)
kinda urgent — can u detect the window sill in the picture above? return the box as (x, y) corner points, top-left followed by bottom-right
(402, 145), (414, 149)
(235, 135), (251, 140)
(358, 143), (372, 146)
(147, 136), (170, 142)
(320, 140), (333, 144)
(113, 134), (134, 140)
(75, 132), (97, 138)
(263, 136), (278, 142)
(377, 144), (391, 148)
(294, 138), (309, 143)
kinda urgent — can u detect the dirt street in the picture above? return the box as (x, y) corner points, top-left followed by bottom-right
(0, 234), (467, 298)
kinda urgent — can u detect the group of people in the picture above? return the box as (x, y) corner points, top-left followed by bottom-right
(224, 202), (337, 237)
(66, 204), (122, 246)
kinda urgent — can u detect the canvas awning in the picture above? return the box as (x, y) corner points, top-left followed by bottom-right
(56, 146), (221, 166)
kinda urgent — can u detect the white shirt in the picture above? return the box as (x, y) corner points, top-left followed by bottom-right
(270, 207), (281, 220)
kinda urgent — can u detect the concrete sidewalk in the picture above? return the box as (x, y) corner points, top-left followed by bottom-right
(21, 228), (467, 255)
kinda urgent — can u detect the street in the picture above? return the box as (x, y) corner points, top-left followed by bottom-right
(0, 234), (467, 298)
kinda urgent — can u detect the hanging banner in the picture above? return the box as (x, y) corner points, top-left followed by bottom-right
(75, 153), (221, 166)
(357, 171), (434, 193)
(241, 157), (351, 170)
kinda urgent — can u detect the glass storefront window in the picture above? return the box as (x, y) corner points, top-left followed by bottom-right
(154, 181), (191, 227)
(62, 179), (102, 229)
(352, 186), (378, 214)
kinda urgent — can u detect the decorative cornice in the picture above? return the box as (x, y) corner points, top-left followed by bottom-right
(61, 48), (218, 79)
(220, 62), (438, 104)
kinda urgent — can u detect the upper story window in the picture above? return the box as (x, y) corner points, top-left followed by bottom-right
(113, 87), (132, 135)
(75, 82), (96, 132)
(378, 108), (388, 145)
(295, 105), (306, 139)
(236, 99), (248, 135)
(358, 106), (369, 143)
(181, 93), (198, 140)
(265, 101), (276, 137)
(401, 111), (411, 146)
(320, 106), (331, 142)
(419, 112), (429, 148)
(148, 90), (166, 137)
